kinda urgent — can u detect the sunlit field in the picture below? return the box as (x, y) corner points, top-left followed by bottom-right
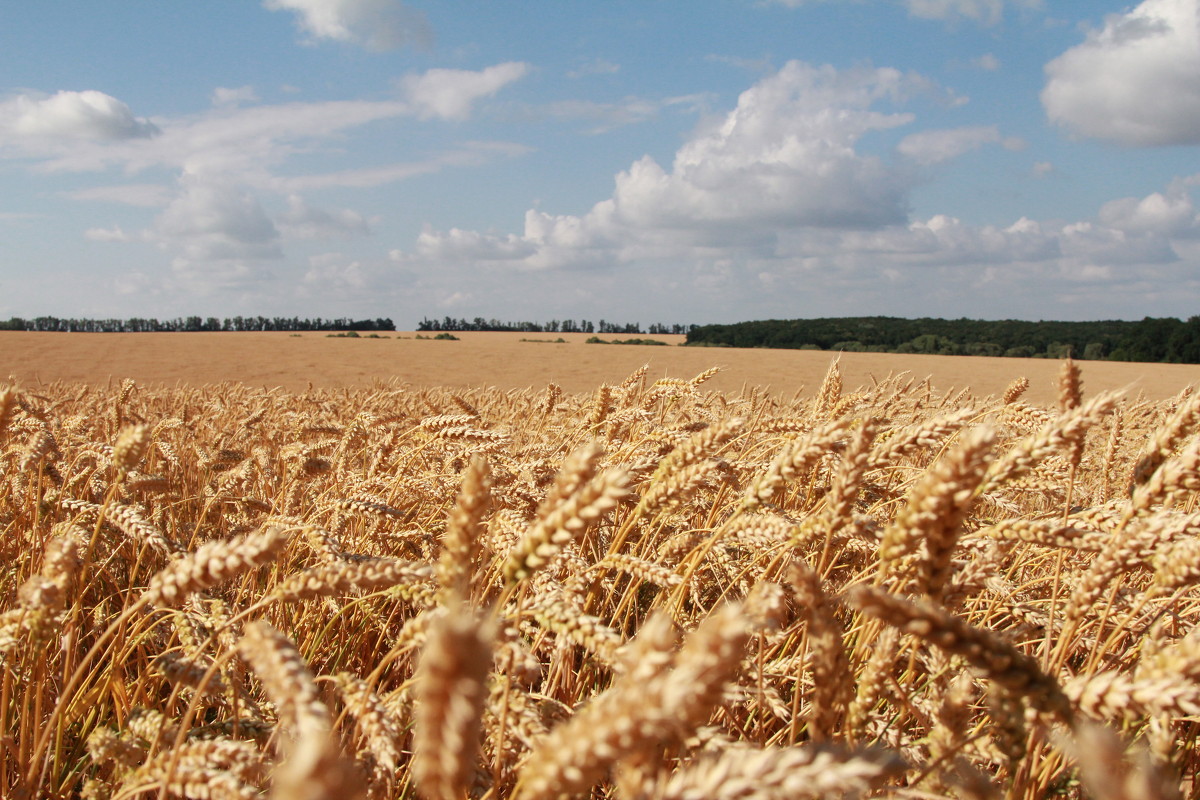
(4, 330), (1200, 403)
(4, 343), (1200, 798)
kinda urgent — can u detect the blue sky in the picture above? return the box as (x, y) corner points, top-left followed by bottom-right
(2, 0), (1199, 326)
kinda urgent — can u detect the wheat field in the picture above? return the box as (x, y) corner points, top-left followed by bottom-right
(6, 330), (1200, 403)
(2, 359), (1200, 799)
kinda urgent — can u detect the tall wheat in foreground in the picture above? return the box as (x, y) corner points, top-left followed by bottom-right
(2, 363), (1200, 799)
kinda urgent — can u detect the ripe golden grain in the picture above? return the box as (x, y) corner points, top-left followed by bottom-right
(6, 362), (1200, 799)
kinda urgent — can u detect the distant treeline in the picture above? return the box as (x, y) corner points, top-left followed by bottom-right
(417, 317), (696, 335)
(0, 316), (396, 333)
(685, 316), (1200, 363)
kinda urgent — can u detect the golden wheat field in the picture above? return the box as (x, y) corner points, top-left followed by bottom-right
(6, 352), (1200, 799)
(5, 330), (1200, 404)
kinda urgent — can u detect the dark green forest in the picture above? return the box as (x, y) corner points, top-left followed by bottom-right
(684, 316), (1200, 363)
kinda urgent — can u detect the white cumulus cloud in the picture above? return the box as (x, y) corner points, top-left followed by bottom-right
(594, 62), (922, 233)
(264, 0), (432, 50)
(151, 177), (281, 262)
(1058, 221), (1180, 266)
(398, 62), (531, 121)
(1042, 0), (1200, 146)
(302, 254), (368, 294)
(396, 61), (931, 273)
(411, 225), (537, 264)
(385, 51), (1200, 321)
(0, 90), (158, 142)
(1098, 184), (1200, 236)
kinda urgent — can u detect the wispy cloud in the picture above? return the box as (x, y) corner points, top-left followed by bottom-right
(906, 0), (1006, 26)
(897, 125), (1022, 165)
(277, 194), (371, 238)
(705, 53), (775, 73)
(272, 141), (531, 191)
(1, 95), (408, 175)
(765, 0), (1042, 26)
(3, 62), (528, 177)
(567, 58), (620, 79)
(84, 226), (134, 242)
(511, 92), (712, 135)
(973, 53), (1001, 70)
(211, 86), (260, 108)
(0, 212), (40, 224)
(397, 62), (531, 121)
(68, 184), (174, 207)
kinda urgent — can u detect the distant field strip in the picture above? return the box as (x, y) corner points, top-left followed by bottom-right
(3, 330), (1200, 403)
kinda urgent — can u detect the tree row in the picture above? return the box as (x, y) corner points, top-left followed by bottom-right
(416, 317), (696, 335)
(0, 316), (396, 333)
(685, 316), (1200, 363)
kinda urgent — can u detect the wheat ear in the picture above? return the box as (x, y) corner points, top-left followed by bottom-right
(1132, 434), (1200, 513)
(517, 602), (753, 800)
(335, 671), (402, 781)
(788, 560), (851, 742)
(1058, 356), (1082, 412)
(745, 419), (849, 507)
(648, 417), (744, 485)
(272, 558), (434, 604)
(112, 423), (151, 477)
(1065, 721), (1175, 800)
(846, 626), (900, 742)
(1130, 384), (1200, 491)
(0, 385), (15, 435)
(848, 585), (1070, 719)
(868, 406), (977, 468)
(438, 455), (492, 602)
(812, 358), (843, 419)
(412, 607), (493, 800)
(237, 621), (359, 800)
(503, 465), (629, 584)
(982, 391), (1118, 491)
(657, 744), (906, 800)
(142, 526), (287, 607)
(876, 426), (995, 597)
(1002, 376), (1029, 405)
